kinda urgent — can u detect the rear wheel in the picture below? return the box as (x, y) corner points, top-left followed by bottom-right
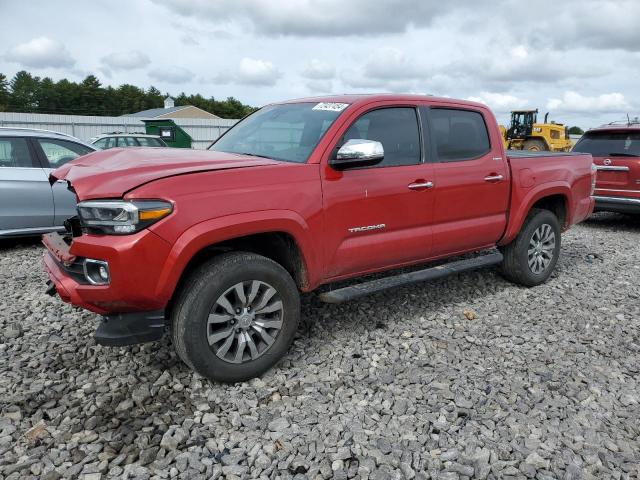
(523, 139), (547, 151)
(500, 208), (561, 286)
(171, 252), (300, 382)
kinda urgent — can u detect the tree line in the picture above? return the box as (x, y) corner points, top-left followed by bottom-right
(0, 71), (256, 119)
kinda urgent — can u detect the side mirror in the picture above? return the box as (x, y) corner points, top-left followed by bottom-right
(330, 139), (384, 170)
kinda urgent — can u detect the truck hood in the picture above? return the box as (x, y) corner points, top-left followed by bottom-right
(51, 148), (282, 200)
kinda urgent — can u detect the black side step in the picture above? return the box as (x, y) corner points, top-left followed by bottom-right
(318, 252), (503, 304)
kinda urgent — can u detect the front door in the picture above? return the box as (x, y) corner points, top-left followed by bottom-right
(321, 106), (435, 279)
(425, 107), (510, 256)
(0, 137), (53, 234)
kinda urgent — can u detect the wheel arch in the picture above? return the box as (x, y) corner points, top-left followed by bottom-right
(154, 210), (320, 306)
(500, 186), (570, 246)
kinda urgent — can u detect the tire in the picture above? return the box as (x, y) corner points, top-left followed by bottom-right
(523, 139), (547, 151)
(171, 252), (300, 383)
(499, 208), (561, 287)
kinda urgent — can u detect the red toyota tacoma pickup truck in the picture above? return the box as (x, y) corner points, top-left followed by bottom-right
(43, 94), (595, 382)
(572, 121), (640, 214)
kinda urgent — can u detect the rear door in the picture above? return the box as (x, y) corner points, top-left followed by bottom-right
(573, 129), (640, 199)
(424, 106), (510, 256)
(0, 136), (54, 233)
(34, 138), (95, 226)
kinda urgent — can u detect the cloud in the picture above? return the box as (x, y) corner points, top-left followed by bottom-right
(447, 44), (601, 87)
(209, 58), (281, 86)
(524, 0), (640, 52)
(237, 58), (280, 85)
(306, 80), (333, 93)
(101, 51), (150, 70)
(5, 36), (74, 68)
(149, 66), (194, 83)
(340, 47), (429, 91)
(467, 92), (529, 113)
(180, 34), (200, 46)
(362, 47), (427, 80)
(98, 67), (113, 79)
(301, 59), (335, 80)
(547, 92), (631, 113)
(153, 0), (463, 37)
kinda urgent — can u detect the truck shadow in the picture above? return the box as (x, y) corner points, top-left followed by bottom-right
(299, 266), (509, 338)
(581, 212), (640, 232)
(0, 236), (42, 251)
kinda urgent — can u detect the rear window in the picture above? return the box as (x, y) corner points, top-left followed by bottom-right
(573, 131), (640, 157)
(0, 137), (36, 168)
(430, 108), (491, 161)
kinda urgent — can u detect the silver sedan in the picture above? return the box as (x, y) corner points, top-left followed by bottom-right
(0, 128), (96, 237)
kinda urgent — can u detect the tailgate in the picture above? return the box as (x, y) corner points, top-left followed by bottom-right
(573, 129), (640, 199)
(593, 155), (640, 197)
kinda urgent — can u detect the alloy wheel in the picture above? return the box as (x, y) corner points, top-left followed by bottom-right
(207, 280), (284, 364)
(527, 223), (556, 274)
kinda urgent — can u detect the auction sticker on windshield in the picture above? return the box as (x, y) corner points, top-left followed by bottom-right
(312, 102), (349, 112)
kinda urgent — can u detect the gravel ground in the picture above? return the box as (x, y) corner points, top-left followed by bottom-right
(1, 212), (639, 480)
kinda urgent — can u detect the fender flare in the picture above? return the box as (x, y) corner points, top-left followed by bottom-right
(153, 210), (319, 301)
(499, 183), (571, 246)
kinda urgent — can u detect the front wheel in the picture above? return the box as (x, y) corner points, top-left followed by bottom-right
(171, 252), (300, 382)
(500, 208), (561, 287)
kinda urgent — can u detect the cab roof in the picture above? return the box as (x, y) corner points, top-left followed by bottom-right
(273, 93), (488, 110)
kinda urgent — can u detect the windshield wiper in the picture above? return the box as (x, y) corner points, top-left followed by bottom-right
(238, 152), (275, 160)
(607, 152), (640, 157)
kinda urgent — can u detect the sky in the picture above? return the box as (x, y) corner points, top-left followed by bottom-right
(1, 0), (639, 128)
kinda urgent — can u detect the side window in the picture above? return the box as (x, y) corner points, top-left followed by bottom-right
(341, 107), (421, 167)
(0, 138), (36, 168)
(137, 137), (162, 147)
(105, 137), (116, 149)
(93, 138), (107, 149)
(430, 108), (491, 162)
(124, 137), (138, 146)
(38, 139), (93, 168)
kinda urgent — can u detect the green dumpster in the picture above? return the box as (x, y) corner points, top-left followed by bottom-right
(142, 119), (192, 148)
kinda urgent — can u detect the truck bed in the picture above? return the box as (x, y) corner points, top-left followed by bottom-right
(500, 150), (594, 244)
(506, 150), (583, 158)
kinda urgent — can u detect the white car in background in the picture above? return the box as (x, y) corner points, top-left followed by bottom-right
(90, 133), (167, 149)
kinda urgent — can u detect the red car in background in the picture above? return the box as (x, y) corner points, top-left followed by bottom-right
(573, 121), (640, 214)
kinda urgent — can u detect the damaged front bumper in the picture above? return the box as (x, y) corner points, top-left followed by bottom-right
(42, 230), (172, 346)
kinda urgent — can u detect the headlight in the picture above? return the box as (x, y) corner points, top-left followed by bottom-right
(77, 200), (173, 235)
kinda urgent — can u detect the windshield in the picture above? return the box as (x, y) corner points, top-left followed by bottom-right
(208, 102), (346, 163)
(573, 131), (640, 156)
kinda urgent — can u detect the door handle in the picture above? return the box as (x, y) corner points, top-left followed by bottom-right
(484, 174), (503, 183)
(408, 181), (434, 190)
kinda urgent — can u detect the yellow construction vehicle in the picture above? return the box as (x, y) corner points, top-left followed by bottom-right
(500, 109), (572, 152)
